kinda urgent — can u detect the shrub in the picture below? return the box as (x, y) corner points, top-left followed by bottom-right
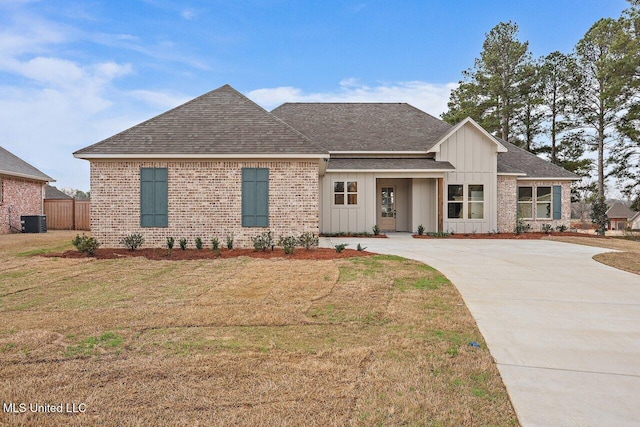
(252, 231), (273, 252)
(211, 237), (220, 251)
(334, 243), (349, 253)
(179, 238), (188, 250)
(119, 233), (144, 251)
(590, 196), (610, 236)
(278, 235), (298, 255)
(417, 224), (425, 235)
(555, 224), (568, 233)
(226, 234), (234, 250)
(298, 232), (319, 250)
(195, 237), (203, 250)
(541, 223), (553, 233)
(373, 224), (380, 236)
(71, 234), (100, 256)
(514, 217), (531, 235)
(356, 243), (367, 251)
(166, 237), (175, 250)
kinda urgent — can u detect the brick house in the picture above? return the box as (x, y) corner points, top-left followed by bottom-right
(605, 202), (634, 231)
(0, 146), (53, 234)
(74, 84), (578, 247)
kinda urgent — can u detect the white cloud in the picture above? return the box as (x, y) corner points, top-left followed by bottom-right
(181, 9), (196, 20)
(247, 80), (457, 117)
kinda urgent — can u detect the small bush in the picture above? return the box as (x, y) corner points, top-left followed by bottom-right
(119, 233), (144, 251)
(334, 243), (349, 253)
(72, 234), (100, 256)
(195, 237), (203, 250)
(179, 238), (188, 250)
(226, 234), (234, 250)
(211, 237), (220, 251)
(278, 235), (298, 255)
(417, 224), (425, 235)
(298, 232), (319, 250)
(373, 224), (380, 236)
(252, 231), (273, 252)
(356, 243), (367, 251)
(541, 223), (553, 233)
(514, 217), (531, 235)
(166, 237), (175, 250)
(555, 224), (568, 233)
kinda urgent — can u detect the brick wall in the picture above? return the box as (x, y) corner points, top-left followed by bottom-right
(0, 175), (44, 234)
(90, 160), (320, 248)
(497, 175), (517, 233)
(516, 180), (572, 232)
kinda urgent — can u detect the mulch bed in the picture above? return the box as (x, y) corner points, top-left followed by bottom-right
(319, 234), (388, 238)
(46, 247), (375, 261)
(412, 232), (603, 240)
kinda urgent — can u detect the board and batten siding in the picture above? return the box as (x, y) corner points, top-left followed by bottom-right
(411, 178), (437, 233)
(435, 123), (499, 233)
(320, 172), (376, 233)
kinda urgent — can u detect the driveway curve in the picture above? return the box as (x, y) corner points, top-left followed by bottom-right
(321, 234), (640, 427)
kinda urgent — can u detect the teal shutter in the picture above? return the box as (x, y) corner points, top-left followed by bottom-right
(552, 185), (562, 220)
(140, 168), (168, 227)
(242, 168), (269, 227)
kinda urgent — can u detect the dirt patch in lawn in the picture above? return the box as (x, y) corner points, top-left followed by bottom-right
(46, 247), (375, 261)
(545, 235), (640, 275)
(413, 231), (596, 239)
(0, 234), (517, 426)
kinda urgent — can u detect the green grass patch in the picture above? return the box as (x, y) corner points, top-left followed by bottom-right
(65, 332), (124, 357)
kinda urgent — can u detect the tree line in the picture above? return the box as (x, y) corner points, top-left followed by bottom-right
(442, 0), (639, 209)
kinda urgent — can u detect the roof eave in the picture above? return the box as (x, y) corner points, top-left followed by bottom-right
(0, 169), (53, 182)
(516, 176), (582, 181)
(73, 153), (329, 160)
(326, 168), (453, 173)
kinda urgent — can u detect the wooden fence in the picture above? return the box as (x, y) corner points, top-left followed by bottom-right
(44, 200), (91, 231)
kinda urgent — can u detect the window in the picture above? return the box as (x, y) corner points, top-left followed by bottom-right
(536, 187), (552, 219)
(447, 185), (463, 219)
(334, 181), (357, 205)
(140, 168), (168, 227)
(468, 185), (484, 219)
(518, 185), (563, 220)
(242, 168), (269, 227)
(518, 187), (533, 219)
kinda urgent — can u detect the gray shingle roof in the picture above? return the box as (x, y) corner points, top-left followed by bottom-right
(271, 103), (452, 152)
(497, 139), (579, 179)
(74, 85), (327, 157)
(44, 185), (72, 199)
(0, 146), (53, 182)
(327, 158), (454, 171)
(606, 201), (634, 219)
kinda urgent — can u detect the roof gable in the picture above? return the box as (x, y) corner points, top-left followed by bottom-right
(0, 146), (53, 182)
(606, 202), (634, 219)
(427, 117), (508, 154)
(74, 84), (327, 158)
(271, 103), (451, 152)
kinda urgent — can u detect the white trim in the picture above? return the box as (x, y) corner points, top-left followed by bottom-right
(497, 172), (527, 177)
(74, 153), (329, 160)
(0, 170), (53, 182)
(517, 177), (580, 181)
(427, 117), (508, 154)
(327, 168), (452, 173)
(329, 151), (428, 155)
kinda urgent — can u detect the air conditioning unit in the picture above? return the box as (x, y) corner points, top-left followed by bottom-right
(21, 215), (47, 233)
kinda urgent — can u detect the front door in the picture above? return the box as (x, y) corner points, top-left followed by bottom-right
(379, 186), (396, 231)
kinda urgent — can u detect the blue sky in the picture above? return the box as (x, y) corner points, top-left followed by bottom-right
(0, 0), (629, 191)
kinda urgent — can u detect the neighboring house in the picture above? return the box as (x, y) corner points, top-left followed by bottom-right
(0, 146), (54, 233)
(74, 84), (579, 248)
(45, 185), (73, 200)
(606, 201), (634, 230)
(629, 211), (640, 231)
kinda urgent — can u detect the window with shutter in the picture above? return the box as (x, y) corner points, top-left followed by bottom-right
(242, 168), (269, 227)
(553, 185), (562, 220)
(140, 168), (168, 227)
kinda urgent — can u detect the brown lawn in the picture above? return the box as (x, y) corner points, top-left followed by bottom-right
(0, 231), (517, 426)
(545, 234), (640, 275)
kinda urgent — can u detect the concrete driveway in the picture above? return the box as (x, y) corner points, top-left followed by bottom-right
(320, 234), (640, 426)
